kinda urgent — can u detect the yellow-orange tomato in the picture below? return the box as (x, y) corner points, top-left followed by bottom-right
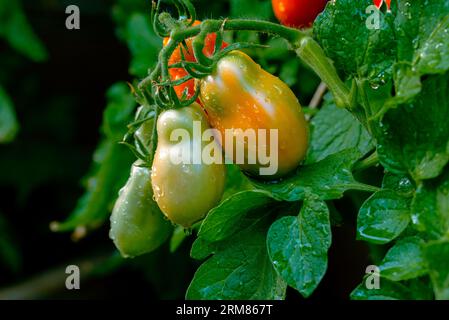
(199, 50), (308, 179)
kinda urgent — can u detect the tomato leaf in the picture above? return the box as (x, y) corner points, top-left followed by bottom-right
(0, 0), (48, 62)
(0, 85), (19, 143)
(381, 172), (415, 197)
(379, 237), (428, 281)
(186, 219), (287, 300)
(357, 190), (410, 244)
(0, 213), (22, 273)
(252, 149), (377, 202)
(306, 95), (374, 164)
(377, 74), (449, 181)
(230, 0), (272, 20)
(51, 83), (135, 233)
(112, 9), (161, 78)
(198, 190), (277, 242)
(424, 239), (449, 300)
(411, 167), (449, 240)
(392, 0), (449, 103)
(314, 0), (395, 83)
(351, 277), (413, 300)
(267, 196), (331, 298)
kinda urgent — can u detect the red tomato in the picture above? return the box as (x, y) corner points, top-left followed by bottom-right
(164, 21), (227, 99)
(272, 0), (328, 28)
(373, 0), (383, 8)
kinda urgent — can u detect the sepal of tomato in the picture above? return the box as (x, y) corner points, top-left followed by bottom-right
(199, 50), (308, 179)
(164, 21), (227, 99)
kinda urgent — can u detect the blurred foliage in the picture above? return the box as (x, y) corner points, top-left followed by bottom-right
(0, 0), (48, 62)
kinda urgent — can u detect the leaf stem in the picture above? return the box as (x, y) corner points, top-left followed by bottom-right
(293, 37), (352, 109)
(353, 151), (380, 172)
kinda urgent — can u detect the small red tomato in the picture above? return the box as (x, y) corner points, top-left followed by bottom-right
(373, 0), (392, 11)
(373, 0), (383, 9)
(272, 0), (328, 28)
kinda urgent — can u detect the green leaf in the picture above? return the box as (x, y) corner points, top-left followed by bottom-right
(102, 84), (138, 140)
(415, 14), (449, 74)
(386, 0), (449, 106)
(51, 83), (135, 233)
(279, 59), (300, 87)
(186, 220), (287, 300)
(252, 149), (377, 202)
(229, 0), (273, 20)
(405, 277), (435, 300)
(198, 190), (276, 242)
(191, 201), (295, 260)
(395, 0), (449, 73)
(190, 237), (217, 260)
(0, 0), (48, 62)
(314, 0), (396, 83)
(379, 237), (428, 281)
(351, 277), (413, 300)
(377, 74), (449, 181)
(306, 95), (374, 164)
(382, 172), (415, 197)
(125, 13), (161, 77)
(424, 239), (449, 300)
(357, 190), (410, 244)
(221, 164), (254, 200)
(411, 168), (449, 240)
(267, 197), (331, 297)
(386, 63), (422, 109)
(0, 85), (19, 143)
(0, 213), (22, 273)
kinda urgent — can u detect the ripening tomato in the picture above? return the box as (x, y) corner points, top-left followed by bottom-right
(164, 21), (227, 99)
(151, 103), (226, 227)
(272, 0), (328, 28)
(199, 50), (308, 179)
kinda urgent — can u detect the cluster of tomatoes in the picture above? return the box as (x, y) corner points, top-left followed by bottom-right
(110, 0), (328, 258)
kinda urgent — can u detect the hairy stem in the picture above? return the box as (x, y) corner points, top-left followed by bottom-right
(353, 151), (380, 172)
(293, 37), (352, 109)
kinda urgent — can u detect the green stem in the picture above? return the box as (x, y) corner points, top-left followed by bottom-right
(148, 103), (159, 166)
(351, 183), (381, 193)
(172, 19), (304, 44)
(353, 151), (380, 172)
(293, 37), (352, 109)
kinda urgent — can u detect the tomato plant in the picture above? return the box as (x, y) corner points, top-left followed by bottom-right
(30, 0), (447, 302)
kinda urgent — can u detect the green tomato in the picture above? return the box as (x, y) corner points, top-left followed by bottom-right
(151, 103), (226, 228)
(110, 160), (172, 258)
